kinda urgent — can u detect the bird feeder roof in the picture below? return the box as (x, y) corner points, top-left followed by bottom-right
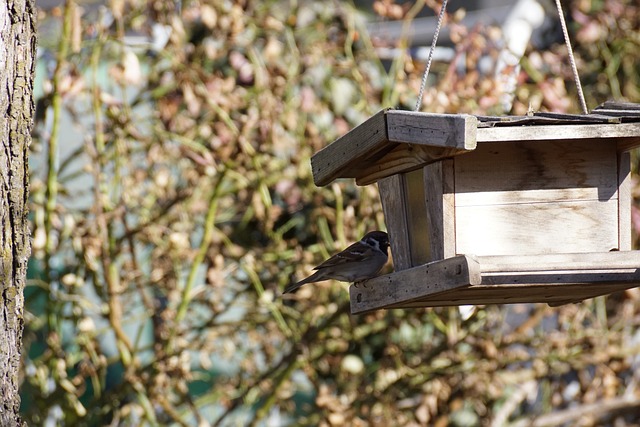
(312, 102), (640, 187)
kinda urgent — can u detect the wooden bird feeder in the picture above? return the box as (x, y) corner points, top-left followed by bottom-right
(311, 102), (640, 313)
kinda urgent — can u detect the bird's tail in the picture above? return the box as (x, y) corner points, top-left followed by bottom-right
(282, 270), (323, 294)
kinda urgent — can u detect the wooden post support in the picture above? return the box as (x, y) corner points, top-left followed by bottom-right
(378, 174), (413, 271)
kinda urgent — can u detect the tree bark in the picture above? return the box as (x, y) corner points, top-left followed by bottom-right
(0, 0), (36, 425)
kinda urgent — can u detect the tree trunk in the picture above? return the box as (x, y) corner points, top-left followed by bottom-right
(0, 0), (36, 425)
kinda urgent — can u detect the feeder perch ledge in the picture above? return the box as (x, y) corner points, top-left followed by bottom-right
(311, 103), (640, 312)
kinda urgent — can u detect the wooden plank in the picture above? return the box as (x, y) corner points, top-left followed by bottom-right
(593, 110), (640, 118)
(354, 110), (478, 185)
(311, 109), (390, 186)
(349, 251), (640, 310)
(533, 112), (620, 123)
(476, 122), (640, 147)
(477, 114), (620, 126)
(355, 143), (467, 185)
(618, 152), (632, 251)
(404, 169), (431, 267)
(442, 160), (456, 260)
(387, 283), (638, 308)
(312, 110), (479, 187)
(439, 282), (637, 301)
(616, 137), (640, 152)
(476, 251), (640, 273)
(386, 110), (478, 150)
(618, 151), (632, 250)
(481, 271), (640, 285)
(378, 175), (413, 271)
(456, 200), (619, 256)
(594, 101), (640, 111)
(456, 187), (614, 206)
(424, 160), (456, 261)
(454, 140), (618, 204)
(349, 255), (481, 314)
(454, 140), (620, 256)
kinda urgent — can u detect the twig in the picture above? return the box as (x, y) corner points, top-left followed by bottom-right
(87, 18), (133, 360)
(115, 188), (193, 247)
(490, 380), (537, 427)
(170, 168), (228, 352)
(212, 302), (350, 427)
(529, 395), (640, 426)
(44, 0), (75, 335)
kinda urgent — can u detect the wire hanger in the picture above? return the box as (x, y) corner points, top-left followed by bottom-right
(414, 0), (589, 114)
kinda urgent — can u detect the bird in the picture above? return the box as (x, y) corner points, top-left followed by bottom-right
(283, 231), (389, 294)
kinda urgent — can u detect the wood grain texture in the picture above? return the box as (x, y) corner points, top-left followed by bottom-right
(378, 175), (412, 271)
(476, 251), (640, 272)
(454, 140), (620, 256)
(618, 151), (632, 250)
(404, 169), (431, 267)
(312, 109), (390, 186)
(354, 111), (477, 185)
(454, 140), (618, 202)
(355, 144), (466, 186)
(455, 200), (619, 256)
(349, 255), (481, 314)
(615, 137), (640, 152)
(312, 110), (480, 187)
(348, 251), (640, 310)
(476, 122), (640, 146)
(386, 110), (478, 149)
(385, 283), (638, 308)
(424, 160), (456, 261)
(482, 272), (640, 285)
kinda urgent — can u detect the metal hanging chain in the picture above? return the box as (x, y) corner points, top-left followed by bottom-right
(415, 0), (449, 112)
(554, 0), (588, 114)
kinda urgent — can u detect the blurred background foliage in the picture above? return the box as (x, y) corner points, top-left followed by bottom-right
(23, 0), (640, 425)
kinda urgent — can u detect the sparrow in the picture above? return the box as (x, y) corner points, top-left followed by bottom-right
(284, 231), (389, 294)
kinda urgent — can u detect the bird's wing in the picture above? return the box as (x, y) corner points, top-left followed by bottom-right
(313, 241), (375, 269)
